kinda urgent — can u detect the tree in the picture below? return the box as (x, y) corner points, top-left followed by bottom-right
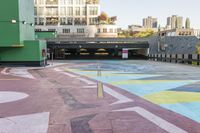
(134, 29), (154, 38)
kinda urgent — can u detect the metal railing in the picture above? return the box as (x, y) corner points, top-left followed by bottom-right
(149, 54), (200, 66)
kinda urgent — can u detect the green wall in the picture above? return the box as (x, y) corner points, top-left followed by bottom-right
(0, 0), (20, 47)
(0, 0), (47, 66)
(0, 0), (35, 47)
(0, 40), (46, 61)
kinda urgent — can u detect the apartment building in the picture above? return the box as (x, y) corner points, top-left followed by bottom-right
(34, 0), (100, 37)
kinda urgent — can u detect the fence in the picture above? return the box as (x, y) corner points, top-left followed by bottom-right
(149, 54), (200, 66)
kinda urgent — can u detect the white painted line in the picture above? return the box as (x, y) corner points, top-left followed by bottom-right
(62, 72), (79, 78)
(54, 68), (79, 78)
(4, 68), (35, 79)
(0, 112), (50, 133)
(104, 85), (133, 105)
(115, 107), (188, 133)
(0, 91), (29, 104)
(78, 78), (96, 85)
(53, 68), (62, 72)
(1, 68), (9, 75)
(83, 85), (97, 88)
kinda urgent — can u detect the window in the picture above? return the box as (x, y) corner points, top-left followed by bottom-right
(67, 0), (73, 5)
(38, 17), (44, 25)
(110, 29), (113, 33)
(46, 17), (59, 25)
(46, 0), (58, 5)
(34, 18), (37, 25)
(60, 18), (66, 25)
(67, 7), (73, 16)
(75, 7), (80, 16)
(82, 7), (86, 15)
(67, 18), (73, 25)
(74, 18), (81, 25)
(48, 29), (56, 32)
(77, 28), (85, 33)
(35, 29), (42, 32)
(89, 7), (98, 15)
(38, 7), (44, 15)
(98, 28), (101, 33)
(63, 29), (70, 33)
(103, 28), (107, 33)
(46, 7), (58, 16)
(60, 0), (66, 4)
(34, 7), (37, 16)
(39, 0), (45, 4)
(89, 18), (98, 25)
(60, 7), (66, 16)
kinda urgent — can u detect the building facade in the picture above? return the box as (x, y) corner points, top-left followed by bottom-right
(185, 18), (191, 29)
(143, 16), (158, 28)
(194, 29), (200, 39)
(34, 0), (100, 37)
(166, 15), (183, 29)
(128, 25), (158, 32)
(158, 28), (194, 37)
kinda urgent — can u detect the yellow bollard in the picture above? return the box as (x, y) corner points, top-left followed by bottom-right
(97, 82), (104, 98)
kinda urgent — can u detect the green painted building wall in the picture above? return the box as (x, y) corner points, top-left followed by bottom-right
(0, 0), (21, 47)
(0, 40), (46, 61)
(0, 0), (47, 66)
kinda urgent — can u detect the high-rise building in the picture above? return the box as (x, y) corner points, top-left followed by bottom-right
(166, 15), (183, 29)
(185, 18), (191, 29)
(143, 16), (158, 28)
(171, 15), (177, 29)
(34, 0), (100, 37)
(176, 16), (183, 29)
(167, 17), (171, 26)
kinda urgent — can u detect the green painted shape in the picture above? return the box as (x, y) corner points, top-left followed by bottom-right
(0, 0), (34, 47)
(0, 40), (46, 61)
(144, 91), (200, 104)
(35, 31), (57, 39)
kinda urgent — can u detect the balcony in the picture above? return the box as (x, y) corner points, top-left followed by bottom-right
(46, 0), (58, 5)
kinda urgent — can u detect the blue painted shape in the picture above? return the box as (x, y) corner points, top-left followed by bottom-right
(92, 75), (160, 83)
(161, 102), (200, 123)
(115, 81), (198, 96)
(170, 85), (200, 93)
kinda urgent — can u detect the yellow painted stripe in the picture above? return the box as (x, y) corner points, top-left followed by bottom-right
(144, 91), (200, 104)
(111, 80), (186, 85)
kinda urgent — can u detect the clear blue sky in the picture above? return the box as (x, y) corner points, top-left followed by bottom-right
(100, 0), (200, 29)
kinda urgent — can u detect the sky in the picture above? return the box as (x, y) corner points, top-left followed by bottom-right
(100, 0), (200, 29)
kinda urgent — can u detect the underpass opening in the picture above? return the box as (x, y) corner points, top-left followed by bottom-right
(47, 37), (149, 60)
(50, 48), (149, 60)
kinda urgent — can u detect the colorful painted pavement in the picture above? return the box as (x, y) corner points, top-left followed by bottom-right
(66, 60), (200, 123)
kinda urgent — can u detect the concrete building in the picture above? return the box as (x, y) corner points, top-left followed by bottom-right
(128, 25), (158, 32)
(166, 15), (183, 29)
(143, 16), (158, 28)
(158, 28), (194, 37)
(34, 0), (100, 37)
(95, 24), (118, 38)
(194, 29), (200, 39)
(176, 16), (183, 29)
(185, 18), (191, 29)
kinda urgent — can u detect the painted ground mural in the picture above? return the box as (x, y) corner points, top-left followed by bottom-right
(65, 60), (200, 123)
